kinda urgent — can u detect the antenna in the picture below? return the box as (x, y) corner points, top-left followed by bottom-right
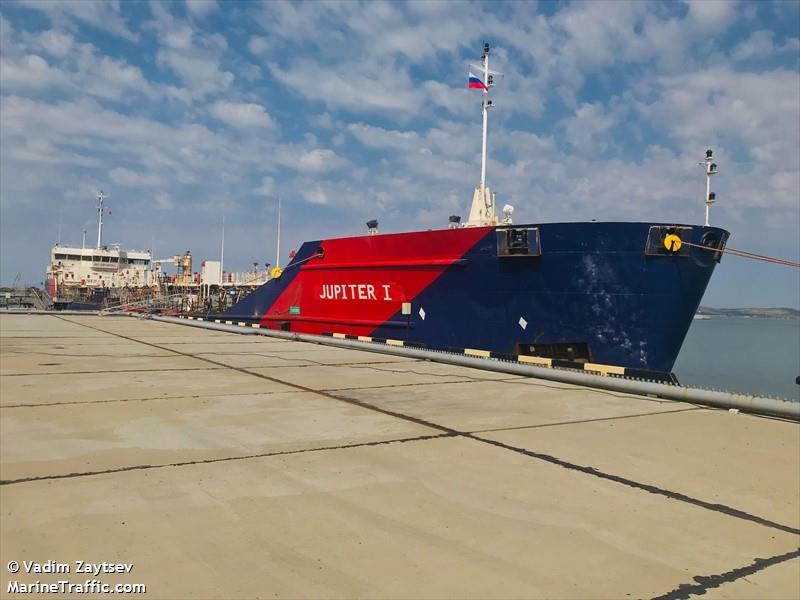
(220, 214), (225, 282)
(96, 190), (108, 248)
(276, 197), (281, 269)
(698, 149), (719, 226)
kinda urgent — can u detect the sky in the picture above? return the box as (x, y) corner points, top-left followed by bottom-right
(0, 0), (798, 308)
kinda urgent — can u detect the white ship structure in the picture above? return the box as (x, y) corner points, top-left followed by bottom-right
(45, 191), (271, 310)
(45, 192), (154, 305)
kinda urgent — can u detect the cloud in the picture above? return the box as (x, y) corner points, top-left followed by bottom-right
(1, 30), (155, 101)
(16, 0), (138, 41)
(185, 0), (218, 19)
(302, 184), (328, 205)
(0, 54), (70, 90)
(109, 167), (164, 187)
(34, 29), (75, 57)
(270, 59), (418, 116)
(732, 30), (800, 61)
(150, 3), (234, 102)
(254, 176), (275, 197)
(560, 102), (622, 152)
(209, 101), (275, 129)
(347, 123), (420, 152)
(293, 149), (348, 173)
(638, 67), (799, 170)
(248, 36), (270, 55)
(685, 0), (740, 34)
(152, 191), (175, 210)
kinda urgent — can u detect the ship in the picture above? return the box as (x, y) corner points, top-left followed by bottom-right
(45, 191), (155, 310)
(224, 43), (729, 375)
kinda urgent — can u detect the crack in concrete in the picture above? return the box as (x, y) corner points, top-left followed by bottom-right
(471, 407), (705, 433)
(650, 549), (800, 600)
(0, 433), (453, 486)
(3, 366), (228, 377)
(3, 349), (175, 358)
(471, 434), (800, 536)
(324, 379), (478, 393)
(0, 389), (313, 410)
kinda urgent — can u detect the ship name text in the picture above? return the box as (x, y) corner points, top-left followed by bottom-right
(319, 284), (393, 301)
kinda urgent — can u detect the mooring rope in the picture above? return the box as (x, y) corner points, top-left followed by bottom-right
(682, 240), (800, 268)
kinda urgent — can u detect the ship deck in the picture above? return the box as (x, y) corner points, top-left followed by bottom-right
(1, 313), (798, 599)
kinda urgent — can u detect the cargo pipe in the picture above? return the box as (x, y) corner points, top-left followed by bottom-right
(140, 314), (800, 421)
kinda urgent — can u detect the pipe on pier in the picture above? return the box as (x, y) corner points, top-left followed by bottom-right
(141, 314), (800, 421)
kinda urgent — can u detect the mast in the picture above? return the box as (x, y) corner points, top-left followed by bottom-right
(220, 215), (225, 280)
(96, 190), (106, 248)
(276, 197), (281, 269)
(480, 43), (490, 193)
(699, 149), (718, 226)
(466, 42), (500, 227)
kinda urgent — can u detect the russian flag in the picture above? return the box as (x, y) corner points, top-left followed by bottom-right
(468, 71), (488, 92)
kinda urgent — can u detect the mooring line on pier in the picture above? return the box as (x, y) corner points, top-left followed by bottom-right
(650, 548), (800, 600)
(0, 433), (452, 486)
(52, 316), (800, 537)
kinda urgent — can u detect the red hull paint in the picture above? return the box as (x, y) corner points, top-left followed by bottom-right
(259, 227), (490, 335)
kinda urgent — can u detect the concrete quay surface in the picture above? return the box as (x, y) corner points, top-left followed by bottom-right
(0, 313), (797, 599)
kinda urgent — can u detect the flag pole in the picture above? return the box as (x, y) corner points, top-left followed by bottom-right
(96, 190), (106, 248)
(275, 197), (281, 269)
(480, 45), (489, 194)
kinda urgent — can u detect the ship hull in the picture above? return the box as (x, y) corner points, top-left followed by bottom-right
(224, 222), (729, 372)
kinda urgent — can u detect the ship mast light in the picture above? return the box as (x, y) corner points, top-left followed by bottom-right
(698, 148), (719, 227)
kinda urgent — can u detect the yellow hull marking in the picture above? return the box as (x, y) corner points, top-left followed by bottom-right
(464, 348), (491, 358)
(518, 355), (552, 366)
(584, 362), (625, 376)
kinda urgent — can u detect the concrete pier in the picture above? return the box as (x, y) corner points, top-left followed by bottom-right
(1, 313), (798, 599)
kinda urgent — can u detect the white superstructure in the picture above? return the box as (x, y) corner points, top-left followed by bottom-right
(47, 245), (153, 291)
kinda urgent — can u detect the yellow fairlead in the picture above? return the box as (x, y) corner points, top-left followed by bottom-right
(664, 234), (682, 253)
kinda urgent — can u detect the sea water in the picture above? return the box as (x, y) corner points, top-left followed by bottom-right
(674, 317), (800, 400)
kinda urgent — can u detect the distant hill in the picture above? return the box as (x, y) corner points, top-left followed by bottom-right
(697, 307), (800, 319)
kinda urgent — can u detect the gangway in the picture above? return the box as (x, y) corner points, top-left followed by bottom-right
(99, 293), (188, 316)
